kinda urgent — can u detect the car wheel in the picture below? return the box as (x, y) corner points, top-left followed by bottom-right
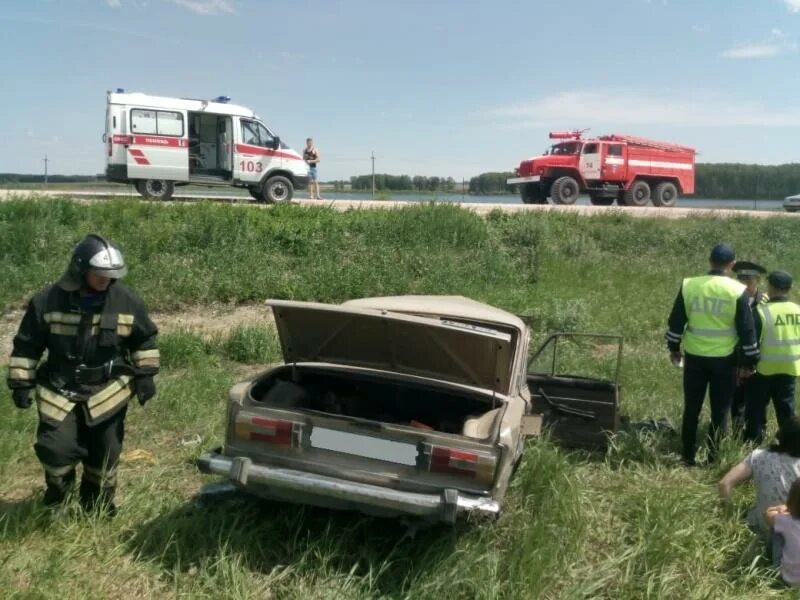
(262, 176), (294, 204)
(550, 176), (579, 205)
(137, 179), (174, 201)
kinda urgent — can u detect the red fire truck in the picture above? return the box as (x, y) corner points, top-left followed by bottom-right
(507, 131), (696, 207)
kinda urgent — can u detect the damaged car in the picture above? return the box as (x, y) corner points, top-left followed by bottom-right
(198, 296), (621, 523)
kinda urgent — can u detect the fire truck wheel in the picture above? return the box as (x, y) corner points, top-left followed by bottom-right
(623, 180), (650, 207)
(137, 179), (174, 201)
(262, 176), (294, 204)
(550, 176), (579, 205)
(652, 182), (678, 208)
(589, 194), (614, 206)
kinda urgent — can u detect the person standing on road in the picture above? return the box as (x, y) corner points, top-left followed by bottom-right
(745, 271), (800, 443)
(6, 234), (159, 513)
(665, 243), (759, 465)
(303, 137), (322, 200)
(731, 260), (768, 434)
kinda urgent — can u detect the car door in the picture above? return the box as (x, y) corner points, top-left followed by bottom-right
(526, 333), (623, 449)
(234, 118), (278, 184)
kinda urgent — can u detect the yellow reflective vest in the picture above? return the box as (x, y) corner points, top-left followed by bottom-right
(756, 300), (800, 376)
(681, 275), (746, 357)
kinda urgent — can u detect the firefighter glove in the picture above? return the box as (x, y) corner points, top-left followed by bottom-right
(135, 376), (156, 406)
(12, 388), (33, 409)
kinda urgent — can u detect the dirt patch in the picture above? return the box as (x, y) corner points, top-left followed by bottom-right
(0, 303), (274, 359)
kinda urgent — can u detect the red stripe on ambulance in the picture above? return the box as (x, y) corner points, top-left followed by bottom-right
(128, 149), (150, 165)
(234, 143), (304, 162)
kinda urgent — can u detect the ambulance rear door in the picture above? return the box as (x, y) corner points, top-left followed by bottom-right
(127, 107), (189, 181)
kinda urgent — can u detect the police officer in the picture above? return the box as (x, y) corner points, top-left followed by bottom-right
(6, 234), (159, 512)
(665, 243), (759, 465)
(730, 260), (768, 433)
(745, 271), (800, 443)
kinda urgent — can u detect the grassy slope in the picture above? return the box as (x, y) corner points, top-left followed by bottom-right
(1, 199), (799, 598)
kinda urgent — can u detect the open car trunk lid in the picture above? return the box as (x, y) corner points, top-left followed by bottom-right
(269, 300), (514, 394)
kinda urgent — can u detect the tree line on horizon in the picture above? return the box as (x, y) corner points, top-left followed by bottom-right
(4, 163), (800, 199)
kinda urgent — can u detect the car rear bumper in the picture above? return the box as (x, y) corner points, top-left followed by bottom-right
(507, 176), (540, 185)
(197, 450), (500, 523)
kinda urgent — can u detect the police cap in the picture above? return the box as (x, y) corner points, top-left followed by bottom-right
(732, 261), (767, 279)
(768, 271), (793, 291)
(710, 243), (736, 264)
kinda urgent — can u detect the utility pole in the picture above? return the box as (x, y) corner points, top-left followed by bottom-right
(371, 151), (375, 200)
(43, 154), (49, 186)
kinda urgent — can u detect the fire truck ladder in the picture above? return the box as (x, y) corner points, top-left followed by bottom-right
(598, 134), (694, 153)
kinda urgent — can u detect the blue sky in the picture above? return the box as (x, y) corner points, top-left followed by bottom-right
(1, 0), (799, 179)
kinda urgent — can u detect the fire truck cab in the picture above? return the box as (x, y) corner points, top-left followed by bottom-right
(104, 90), (308, 203)
(507, 131), (696, 207)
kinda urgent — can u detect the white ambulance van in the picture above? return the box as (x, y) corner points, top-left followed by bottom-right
(104, 90), (308, 202)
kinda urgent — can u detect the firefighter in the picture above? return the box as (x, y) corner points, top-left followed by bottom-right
(665, 243), (758, 466)
(745, 271), (800, 444)
(730, 260), (768, 434)
(6, 234), (159, 512)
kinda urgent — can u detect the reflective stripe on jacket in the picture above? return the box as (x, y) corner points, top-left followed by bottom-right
(757, 300), (800, 376)
(681, 275), (746, 357)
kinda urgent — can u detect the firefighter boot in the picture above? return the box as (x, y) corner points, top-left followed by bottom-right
(79, 478), (117, 516)
(43, 468), (76, 506)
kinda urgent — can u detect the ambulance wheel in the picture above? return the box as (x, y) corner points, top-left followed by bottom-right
(550, 176), (579, 205)
(137, 179), (174, 201)
(589, 193), (614, 206)
(652, 182), (678, 208)
(623, 180), (650, 207)
(262, 176), (294, 204)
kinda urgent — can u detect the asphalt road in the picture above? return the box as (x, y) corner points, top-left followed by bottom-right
(1, 189), (797, 219)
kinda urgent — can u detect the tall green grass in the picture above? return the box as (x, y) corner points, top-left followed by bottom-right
(1, 198), (800, 597)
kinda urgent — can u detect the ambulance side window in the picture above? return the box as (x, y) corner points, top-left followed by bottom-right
(241, 120), (261, 145)
(257, 123), (274, 147)
(157, 111), (183, 136)
(131, 109), (157, 134)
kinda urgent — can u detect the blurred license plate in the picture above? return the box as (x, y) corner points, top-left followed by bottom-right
(310, 427), (418, 466)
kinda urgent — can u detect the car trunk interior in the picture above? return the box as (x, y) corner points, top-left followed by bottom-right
(250, 366), (503, 440)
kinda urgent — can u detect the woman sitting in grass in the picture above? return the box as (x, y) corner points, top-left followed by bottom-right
(718, 416), (800, 539)
(766, 478), (800, 585)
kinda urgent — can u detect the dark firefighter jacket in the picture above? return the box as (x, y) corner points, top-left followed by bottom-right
(6, 281), (159, 426)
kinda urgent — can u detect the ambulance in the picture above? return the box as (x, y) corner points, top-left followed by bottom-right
(104, 90), (308, 202)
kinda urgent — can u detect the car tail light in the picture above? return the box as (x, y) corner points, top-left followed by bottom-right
(422, 444), (497, 484)
(234, 414), (304, 448)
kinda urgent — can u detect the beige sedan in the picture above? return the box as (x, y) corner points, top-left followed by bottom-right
(198, 296), (620, 523)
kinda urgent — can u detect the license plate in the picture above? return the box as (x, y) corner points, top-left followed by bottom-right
(310, 427), (418, 466)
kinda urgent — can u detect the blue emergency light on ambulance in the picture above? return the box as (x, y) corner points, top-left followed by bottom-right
(104, 90), (308, 204)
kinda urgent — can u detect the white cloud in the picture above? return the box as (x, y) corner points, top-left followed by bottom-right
(486, 90), (800, 128)
(784, 0), (800, 13)
(721, 29), (797, 59)
(169, 0), (236, 15)
(691, 25), (706, 33)
(106, 0), (122, 7)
